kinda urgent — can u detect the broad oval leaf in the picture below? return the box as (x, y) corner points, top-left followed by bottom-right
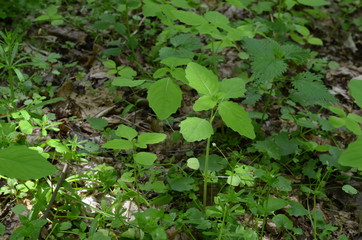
(103, 60), (116, 69)
(187, 158), (200, 170)
(218, 101), (255, 139)
(102, 139), (133, 150)
(169, 177), (194, 191)
(219, 77), (246, 99)
(342, 184), (358, 195)
(116, 124), (138, 140)
(147, 78), (182, 120)
(193, 95), (217, 111)
(204, 11), (229, 28)
(264, 197), (288, 212)
(272, 214), (293, 230)
(179, 117), (213, 142)
(185, 62), (219, 96)
(18, 120), (33, 134)
(137, 133), (167, 148)
(339, 137), (362, 168)
(0, 146), (56, 180)
(134, 152), (157, 166)
(87, 118), (108, 130)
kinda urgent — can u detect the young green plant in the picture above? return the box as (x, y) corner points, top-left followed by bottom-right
(102, 124), (167, 190)
(179, 62), (255, 206)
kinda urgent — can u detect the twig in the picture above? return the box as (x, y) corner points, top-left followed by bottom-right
(42, 163), (69, 220)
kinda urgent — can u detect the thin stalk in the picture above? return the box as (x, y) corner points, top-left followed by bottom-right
(203, 110), (216, 206)
(42, 162), (69, 220)
(203, 136), (211, 206)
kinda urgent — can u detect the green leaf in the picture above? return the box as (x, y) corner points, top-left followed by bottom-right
(142, 0), (161, 17)
(348, 113), (362, 123)
(112, 78), (145, 87)
(349, 79), (362, 108)
(13, 68), (24, 82)
(118, 67), (137, 78)
(102, 139), (133, 150)
(12, 204), (28, 215)
(219, 77), (246, 99)
(345, 118), (362, 135)
(287, 200), (308, 217)
(227, 175), (241, 186)
(18, 120), (33, 134)
(161, 57), (192, 68)
(198, 154), (228, 172)
(329, 116), (345, 128)
(153, 67), (170, 78)
(218, 101), (255, 139)
(169, 177), (194, 191)
(137, 133), (167, 148)
(272, 176), (292, 192)
(87, 118), (108, 130)
(115, 125), (138, 140)
(171, 68), (188, 84)
(295, 24), (310, 36)
(204, 11), (229, 28)
(272, 214), (293, 230)
(147, 78), (182, 120)
(0, 146), (56, 180)
(171, 0), (191, 9)
(342, 184), (358, 195)
(185, 62), (219, 95)
(264, 197), (288, 212)
(0, 222), (5, 235)
(297, 0), (329, 7)
(329, 106), (346, 117)
(179, 117), (213, 142)
(103, 60), (116, 69)
(47, 139), (69, 153)
(339, 137), (362, 168)
(187, 158), (200, 170)
(172, 10), (207, 26)
(134, 152), (157, 166)
(193, 95), (217, 111)
(121, 228), (145, 239)
(307, 37), (323, 45)
(226, 0), (253, 8)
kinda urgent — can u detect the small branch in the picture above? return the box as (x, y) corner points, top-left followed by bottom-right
(42, 163), (69, 220)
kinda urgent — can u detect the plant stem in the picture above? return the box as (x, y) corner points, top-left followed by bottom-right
(203, 136), (211, 206)
(42, 162), (69, 219)
(203, 110), (216, 206)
